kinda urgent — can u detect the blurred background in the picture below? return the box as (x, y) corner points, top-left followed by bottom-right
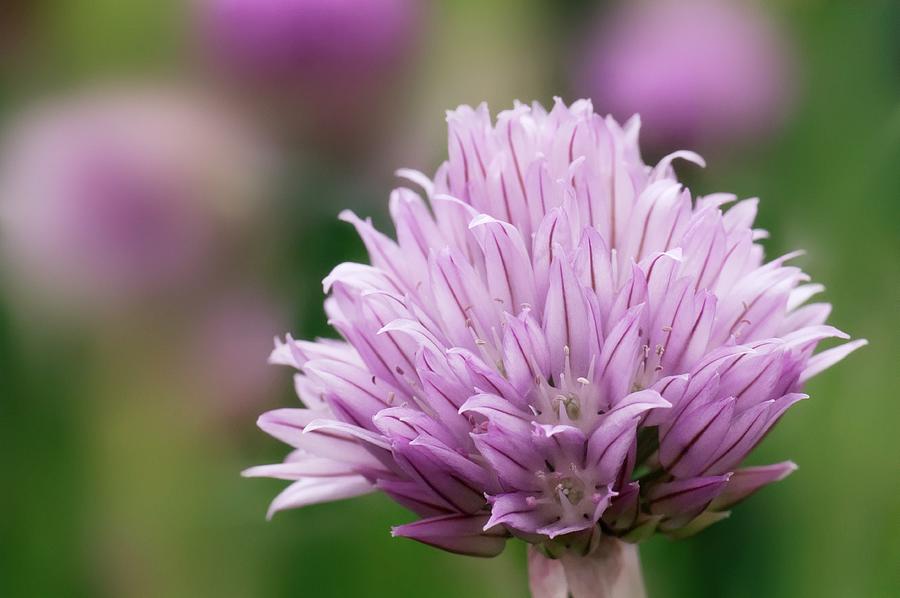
(0, 0), (897, 596)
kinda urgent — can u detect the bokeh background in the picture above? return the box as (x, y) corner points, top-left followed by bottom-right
(1, 1), (897, 597)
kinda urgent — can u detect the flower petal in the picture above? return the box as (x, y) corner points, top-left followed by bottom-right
(392, 513), (507, 558)
(266, 476), (373, 520)
(710, 461), (797, 510)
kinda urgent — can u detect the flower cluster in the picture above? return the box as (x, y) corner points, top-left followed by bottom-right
(247, 99), (863, 557)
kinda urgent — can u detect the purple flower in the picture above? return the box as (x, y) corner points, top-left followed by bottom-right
(196, 0), (423, 149)
(197, 0), (421, 122)
(0, 89), (269, 313)
(247, 99), (862, 592)
(574, 0), (795, 150)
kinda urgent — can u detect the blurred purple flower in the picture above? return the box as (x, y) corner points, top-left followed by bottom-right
(197, 0), (422, 143)
(0, 89), (269, 313)
(574, 0), (795, 150)
(247, 99), (862, 595)
(200, 0), (419, 81)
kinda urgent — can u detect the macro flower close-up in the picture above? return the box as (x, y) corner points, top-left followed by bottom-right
(247, 99), (864, 596)
(1, 2), (896, 598)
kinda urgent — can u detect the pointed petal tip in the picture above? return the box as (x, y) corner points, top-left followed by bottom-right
(241, 465), (268, 478)
(467, 212), (497, 228)
(710, 460), (799, 510)
(255, 411), (272, 430)
(778, 461), (799, 479)
(836, 338), (869, 353)
(301, 417), (367, 437)
(265, 503), (279, 521)
(800, 338), (867, 383)
(267, 336), (286, 364)
(394, 168), (434, 196)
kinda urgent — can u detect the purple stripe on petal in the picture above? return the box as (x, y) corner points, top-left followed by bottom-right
(648, 474), (731, 518)
(392, 513), (507, 558)
(710, 461), (797, 510)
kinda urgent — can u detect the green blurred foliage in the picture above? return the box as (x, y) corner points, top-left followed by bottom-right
(1, 1), (897, 597)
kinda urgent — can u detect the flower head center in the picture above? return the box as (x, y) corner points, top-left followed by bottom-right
(555, 475), (585, 506)
(552, 393), (581, 420)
